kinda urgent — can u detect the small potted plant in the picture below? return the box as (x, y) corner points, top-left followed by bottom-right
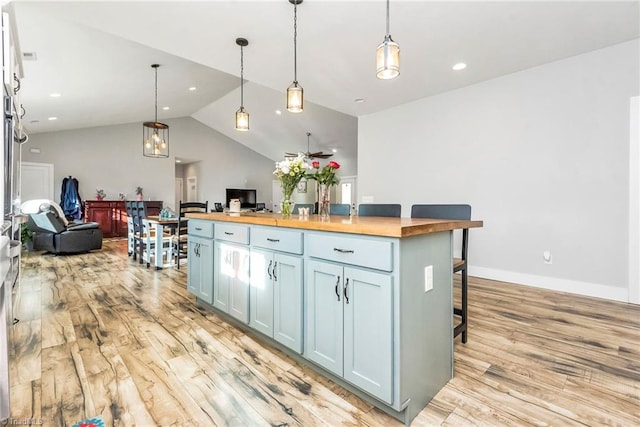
(20, 223), (34, 251)
(136, 186), (144, 201)
(96, 189), (106, 201)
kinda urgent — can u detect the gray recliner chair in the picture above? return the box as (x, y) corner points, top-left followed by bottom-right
(25, 201), (103, 254)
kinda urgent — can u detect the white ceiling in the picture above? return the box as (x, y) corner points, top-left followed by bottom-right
(7, 1), (640, 166)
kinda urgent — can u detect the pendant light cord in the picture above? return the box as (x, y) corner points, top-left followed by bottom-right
(293, 1), (298, 83)
(386, 0), (390, 36)
(154, 66), (158, 122)
(240, 44), (245, 108)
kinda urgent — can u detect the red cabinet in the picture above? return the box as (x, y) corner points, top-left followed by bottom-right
(85, 200), (162, 238)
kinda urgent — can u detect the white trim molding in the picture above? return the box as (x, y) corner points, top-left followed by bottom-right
(469, 266), (630, 304)
(629, 96), (639, 304)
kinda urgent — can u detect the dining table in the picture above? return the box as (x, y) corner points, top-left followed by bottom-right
(145, 216), (188, 269)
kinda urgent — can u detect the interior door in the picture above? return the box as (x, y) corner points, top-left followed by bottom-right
(20, 161), (54, 203)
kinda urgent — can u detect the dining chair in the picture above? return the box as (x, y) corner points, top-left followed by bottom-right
(357, 203), (401, 217)
(132, 201), (172, 268)
(329, 203), (350, 216)
(174, 201), (208, 269)
(125, 200), (134, 256)
(411, 204), (472, 343)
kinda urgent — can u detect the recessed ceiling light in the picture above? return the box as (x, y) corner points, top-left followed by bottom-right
(188, 86), (196, 91)
(49, 93), (61, 98)
(175, 159), (182, 163)
(47, 117), (57, 121)
(332, 148), (337, 153)
(452, 62), (467, 71)
(162, 106), (170, 110)
(275, 110), (282, 115)
(354, 98), (365, 103)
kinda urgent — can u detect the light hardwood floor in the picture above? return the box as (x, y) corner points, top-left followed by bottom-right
(5, 240), (639, 426)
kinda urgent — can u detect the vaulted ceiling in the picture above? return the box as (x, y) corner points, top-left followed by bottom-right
(8, 1), (639, 168)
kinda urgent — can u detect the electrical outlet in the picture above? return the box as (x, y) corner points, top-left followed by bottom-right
(424, 265), (433, 292)
(543, 250), (552, 264)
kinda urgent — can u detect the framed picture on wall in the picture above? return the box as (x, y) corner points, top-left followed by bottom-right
(297, 180), (307, 193)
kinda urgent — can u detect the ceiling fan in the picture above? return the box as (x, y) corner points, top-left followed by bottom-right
(285, 132), (333, 159)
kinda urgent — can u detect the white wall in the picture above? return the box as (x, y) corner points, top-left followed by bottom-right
(359, 39), (640, 302)
(22, 117), (275, 211)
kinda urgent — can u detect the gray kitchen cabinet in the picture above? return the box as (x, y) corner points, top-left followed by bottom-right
(250, 227), (304, 353)
(305, 259), (393, 404)
(213, 240), (250, 323)
(187, 220), (215, 304)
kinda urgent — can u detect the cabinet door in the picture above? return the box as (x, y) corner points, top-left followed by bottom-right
(273, 253), (303, 353)
(305, 259), (343, 376)
(228, 244), (250, 323)
(88, 206), (113, 237)
(343, 267), (393, 404)
(249, 248), (274, 337)
(213, 241), (231, 313)
(187, 236), (213, 304)
(215, 241), (250, 323)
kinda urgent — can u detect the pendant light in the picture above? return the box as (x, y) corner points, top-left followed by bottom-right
(235, 38), (249, 131)
(286, 0), (303, 113)
(143, 64), (169, 158)
(376, 0), (400, 79)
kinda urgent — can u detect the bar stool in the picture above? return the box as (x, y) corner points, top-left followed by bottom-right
(358, 204), (401, 217)
(411, 204), (471, 343)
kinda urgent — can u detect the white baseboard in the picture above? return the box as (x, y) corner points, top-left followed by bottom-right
(468, 266), (631, 304)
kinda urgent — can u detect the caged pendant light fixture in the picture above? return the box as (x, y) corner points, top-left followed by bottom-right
(286, 0), (303, 113)
(235, 37), (249, 131)
(376, 0), (400, 79)
(143, 64), (169, 158)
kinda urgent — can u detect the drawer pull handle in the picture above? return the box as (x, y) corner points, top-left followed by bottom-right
(273, 262), (278, 281)
(335, 275), (341, 301)
(267, 260), (273, 279)
(195, 227), (203, 231)
(333, 248), (354, 254)
(266, 238), (280, 243)
(344, 278), (350, 304)
(224, 231), (234, 235)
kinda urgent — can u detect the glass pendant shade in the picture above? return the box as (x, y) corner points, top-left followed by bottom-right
(376, 35), (400, 79)
(143, 64), (169, 158)
(143, 122), (169, 158)
(235, 107), (249, 131)
(286, 82), (303, 113)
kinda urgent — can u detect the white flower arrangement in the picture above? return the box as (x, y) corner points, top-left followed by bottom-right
(273, 154), (310, 198)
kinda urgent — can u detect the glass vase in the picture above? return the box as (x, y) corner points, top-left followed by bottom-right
(281, 198), (295, 218)
(318, 184), (330, 219)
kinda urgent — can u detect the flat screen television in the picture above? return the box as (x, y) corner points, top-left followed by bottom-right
(225, 188), (257, 209)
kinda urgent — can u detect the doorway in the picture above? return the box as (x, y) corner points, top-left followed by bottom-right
(20, 162), (54, 203)
(175, 178), (183, 212)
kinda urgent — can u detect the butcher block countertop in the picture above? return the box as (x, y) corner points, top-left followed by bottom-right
(185, 212), (483, 238)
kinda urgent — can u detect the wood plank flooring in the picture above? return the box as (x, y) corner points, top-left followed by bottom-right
(4, 239), (639, 426)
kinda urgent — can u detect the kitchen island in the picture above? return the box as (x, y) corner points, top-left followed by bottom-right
(185, 212), (482, 425)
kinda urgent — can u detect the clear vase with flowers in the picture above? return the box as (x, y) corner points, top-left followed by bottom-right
(273, 154), (310, 217)
(308, 160), (340, 219)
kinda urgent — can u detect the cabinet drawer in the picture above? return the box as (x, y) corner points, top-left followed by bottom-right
(307, 233), (393, 272)
(252, 227), (303, 255)
(215, 223), (250, 245)
(188, 220), (214, 238)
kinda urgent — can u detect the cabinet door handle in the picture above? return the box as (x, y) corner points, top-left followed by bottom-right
(266, 238), (280, 243)
(333, 248), (354, 254)
(267, 260), (273, 279)
(224, 231), (234, 235)
(195, 227), (203, 231)
(335, 275), (341, 301)
(344, 278), (350, 304)
(273, 261), (278, 281)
